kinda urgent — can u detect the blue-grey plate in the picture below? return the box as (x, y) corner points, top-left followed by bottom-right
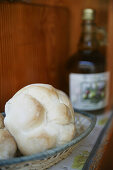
(0, 110), (96, 167)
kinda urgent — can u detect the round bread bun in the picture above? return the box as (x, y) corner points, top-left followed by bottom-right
(0, 114), (17, 159)
(4, 84), (76, 155)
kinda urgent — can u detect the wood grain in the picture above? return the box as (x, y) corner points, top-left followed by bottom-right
(29, 0), (109, 55)
(0, 0), (110, 112)
(107, 0), (113, 109)
(0, 2), (69, 111)
(97, 128), (113, 170)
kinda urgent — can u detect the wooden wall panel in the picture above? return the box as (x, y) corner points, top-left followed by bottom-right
(97, 130), (113, 170)
(30, 0), (109, 55)
(107, 0), (113, 108)
(0, 0), (110, 111)
(0, 2), (69, 111)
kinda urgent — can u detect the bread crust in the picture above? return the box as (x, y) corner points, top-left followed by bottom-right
(0, 114), (17, 159)
(5, 84), (76, 155)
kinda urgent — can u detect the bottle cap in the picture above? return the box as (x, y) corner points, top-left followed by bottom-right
(82, 8), (95, 20)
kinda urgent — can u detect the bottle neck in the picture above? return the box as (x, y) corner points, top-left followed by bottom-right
(78, 20), (99, 51)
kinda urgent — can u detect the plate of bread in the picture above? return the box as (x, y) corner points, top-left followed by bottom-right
(0, 84), (96, 170)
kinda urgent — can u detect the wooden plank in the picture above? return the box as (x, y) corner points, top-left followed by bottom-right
(106, 0), (113, 109)
(0, 0), (110, 111)
(0, 2), (69, 111)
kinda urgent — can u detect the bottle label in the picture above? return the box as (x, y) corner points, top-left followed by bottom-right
(69, 72), (110, 110)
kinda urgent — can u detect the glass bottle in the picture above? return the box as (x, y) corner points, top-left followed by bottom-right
(67, 9), (109, 114)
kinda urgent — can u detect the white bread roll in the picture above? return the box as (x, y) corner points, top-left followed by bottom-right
(4, 84), (75, 155)
(0, 114), (17, 159)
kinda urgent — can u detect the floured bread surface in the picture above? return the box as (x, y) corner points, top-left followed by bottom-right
(4, 84), (76, 155)
(0, 114), (17, 159)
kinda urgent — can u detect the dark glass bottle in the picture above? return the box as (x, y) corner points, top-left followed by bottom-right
(67, 9), (109, 114)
